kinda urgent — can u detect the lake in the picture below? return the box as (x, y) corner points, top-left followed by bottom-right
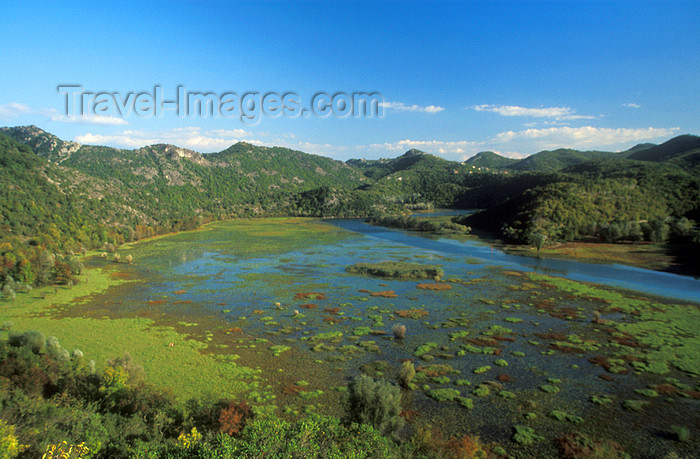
(87, 218), (699, 457)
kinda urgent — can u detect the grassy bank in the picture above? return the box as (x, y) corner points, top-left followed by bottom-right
(502, 240), (676, 272)
(0, 254), (264, 404)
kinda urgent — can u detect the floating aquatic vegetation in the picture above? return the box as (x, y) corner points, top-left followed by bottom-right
(473, 366), (491, 375)
(512, 425), (543, 446)
(416, 283), (452, 291)
(458, 397), (474, 409)
(473, 385), (490, 397)
(539, 385), (560, 394)
(460, 344), (499, 355)
(352, 326), (372, 336)
(504, 317), (523, 323)
(358, 341), (380, 352)
(414, 342), (438, 357)
(449, 331), (470, 341)
(498, 390), (516, 399)
(590, 395), (613, 405)
(416, 364), (461, 377)
(269, 345), (291, 356)
(483, 325), (512, 336)
(294, 292), (327, 300)
(309, 331), (343, 342)
(311, 343), (335, 352)
(298, 389), (324, 399)
(395, 308), (428, 319)
(549, 410), (584, 423)
(370, 290), (398, 298)
(427, 388), (461, 402)
(496, 374), (512, 383)
(494, 359), (508, 367)
(622, 400), (650, 412)
(634, 389), (658, 398)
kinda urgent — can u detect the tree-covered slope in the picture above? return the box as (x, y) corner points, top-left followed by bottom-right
(463, 151), (519, 169)
(461, 157), (700, 248)
(508, 148), (619, 172)
(626, 134), (700, 173)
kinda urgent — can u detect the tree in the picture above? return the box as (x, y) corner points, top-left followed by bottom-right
(344, 374), (404, 438)
(529, 233), (547, 252)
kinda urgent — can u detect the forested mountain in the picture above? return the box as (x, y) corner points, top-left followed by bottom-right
(1, 125), (699, 288)
(506, 148), (618, 172)
(459, 157), (700, 262)
(463, 151), (519, 168)
(625, 134), (700, 173)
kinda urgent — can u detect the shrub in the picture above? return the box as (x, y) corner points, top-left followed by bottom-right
(9, 330), (46, 354)
(670, 425), (690, 443)
(398, 361), (416, 388)
(0, 420), (21, 458)
(557, 432), (628, 459)
(344, 374), (404, 438)
(46, 336), (61, 356)
(392, 324), (406, 340)
(219, 401), (254, 437)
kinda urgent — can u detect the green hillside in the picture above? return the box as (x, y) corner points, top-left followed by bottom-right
(626, 134), (700, 172)
(508, 148), (618, 172)
(463, 151), (519, 169)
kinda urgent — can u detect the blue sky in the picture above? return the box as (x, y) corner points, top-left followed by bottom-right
(1, 1), (698, 161)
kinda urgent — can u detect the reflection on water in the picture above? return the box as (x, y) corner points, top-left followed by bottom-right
(331, 219), (700, 302)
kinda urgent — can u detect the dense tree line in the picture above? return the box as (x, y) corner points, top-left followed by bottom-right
(459, 160), (700, 260)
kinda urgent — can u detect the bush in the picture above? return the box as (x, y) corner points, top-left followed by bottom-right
(392, 324), (406, 340)
(219, 401), (254, 437)
(0, 420), (21, 458)
(398, 361), (416, 388)
(344, 374), (404, 438)
(9, 330), (46, 354)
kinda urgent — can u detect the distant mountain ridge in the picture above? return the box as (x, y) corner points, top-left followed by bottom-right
(464, 151), (519, 168)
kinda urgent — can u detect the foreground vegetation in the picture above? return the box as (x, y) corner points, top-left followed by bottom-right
(0, 329), (501, 458)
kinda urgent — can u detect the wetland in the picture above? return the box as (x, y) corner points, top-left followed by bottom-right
(4, 217), (699, 457)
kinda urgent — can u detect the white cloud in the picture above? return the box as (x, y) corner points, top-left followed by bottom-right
(472, 104), (595, 120)
(380, 101), (445, 114)
(0, 103), (128, 125)
(37, 107), (128, 125)
(623, 102), (641, 108)
(74, 126), (262, 151)
(207, 128), (251, 137)
(0, 102), (31, 118)
(367, 139), (483, 155)
(493, 126), (679, 150)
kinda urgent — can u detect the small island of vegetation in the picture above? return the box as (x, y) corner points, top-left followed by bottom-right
(346, 261), (444, 279)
